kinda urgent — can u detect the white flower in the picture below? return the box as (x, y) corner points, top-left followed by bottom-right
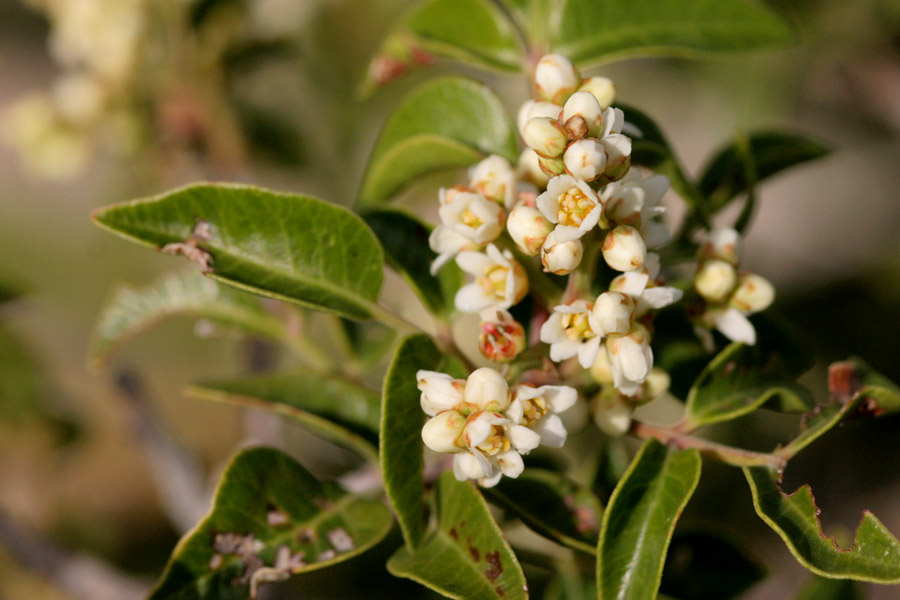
(592, 292), (636, 336)
(609, 263), (683, 316)
(709, 307), (757, 345)
(601, 168), (670, 248)
(602, 225), (647, 272)
(428, 189), (503, 274)
(416, 370), (465, 416)
(523, 116), (568, 158)
(540, 299), (603, 368)
(534, 54), (580, 104)
(507, 384), (577, 447)
(478, 308), (527, 363)
(606, 326), (654, 396)
(597, 107), (632, 182)
(541, 229), (584, 275)
(455, 244), (528, 312)
(517, 149), (551, 188)
(694, 259), (737, 303)
(537, 174), (603, 239)
(507, 205), (553, 255)
(428, 226), (478, 275)
(563, 138), (607, 181)
(469, 155), (517, 209)
(578, 76), (616, 109)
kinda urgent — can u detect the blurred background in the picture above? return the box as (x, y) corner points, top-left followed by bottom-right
(1, 0), (899, 598)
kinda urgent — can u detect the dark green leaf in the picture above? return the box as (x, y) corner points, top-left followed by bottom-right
(88, 270), (286, 369)
(744, 466), (900, 583)
(92, 183), (385, 321)
(793, 575), (862, 600)
(700, 132), (830, 213)
(188, 370), (380, 462)
(660, 531), (766, 600)
(388, 471), (528, 599)
(549, 0), (794, 67)
(358, 77), (518, 207)
(380, 334), (444, 549)
(363, 209), (463, 318)
(597, 439), (701, 600)
(149, 446), (393, 600)
(486, 468), (602, 555)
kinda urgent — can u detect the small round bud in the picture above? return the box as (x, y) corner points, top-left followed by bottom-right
(564, 138), (607, 181)
(694, 259), (737, 303)
(562, 91), (603, 138)
(541, 232), (584, 275)
(517, 100), (561, 137)
(537, 154), (567, 176)
(592, 391), (633, 436)
(517, 149), (550, 188)
(602, 225), (647, 272)
(469, 155), (516, 208)
(590, 347), (615, 385)
(730, 273), (774, 313)
(600, 134), (632, 183)
(535, 54), (580, 104)
(703, 228), (742, 264)
(478, 309), (526, 363)
(464, 367), (510, 412)
(422, 410), (466, 453)
(578, 77), (616, 109)
(643, 368), (671, 401)
(507, 205), (553, 255)
(523, 116), (568, 158)
(592, 291), (636, 336)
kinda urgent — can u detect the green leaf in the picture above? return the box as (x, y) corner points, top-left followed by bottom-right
(794, 575), (862, 600)
(363, 209), (462, 318)
(548, 0), (794, 67)
(188, 370), (380, 462)
(597, 439), (701, 600)
(485, 469), (602, 555)
(380, 334), (444, 550)
(149, 446), (393, 600)
(620, 104), (708, 225)
(699, 132), (830, 213)
(744, 466), (900, 583)
(388, 471), (528, 599)
(358, 77), (518, 207)
(660, 531), (766, 600)
(88, 270), (286, 369)
(684, 318), (814, 428)
(92, 183), (384, 321)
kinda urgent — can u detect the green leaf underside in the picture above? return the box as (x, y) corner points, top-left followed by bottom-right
(188, 370), (381, 462)
(597, 439), (701, 600)
(89, 270), (284, 368)
(149, 447), (392, 600)
(380, 334), (444, 550)
(388, 471), (528, 600)
(744, 466), (900, 583)
(685, 319), (814, 428)
(359, 77), (518, 206)
(405, 0), (524, 71)
(700, 132), (830, 212)
(549, 0), (794, 66)
(486, 469), (603, 555)
(364, 209), (462, 318)
(92, 183), (384, 320)
(660, 531), (766, 600)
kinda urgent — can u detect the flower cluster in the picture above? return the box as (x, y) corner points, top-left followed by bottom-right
(691, 228), (775, 348)
(418, 368), (576, 487)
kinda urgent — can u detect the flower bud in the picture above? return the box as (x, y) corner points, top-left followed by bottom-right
(702, 228), (742, 264)
(730, 272), (774, 313)
(421, 410), (466, 453)
(562, 91), (603, 138)
(541, 231), (584, 275)
(517, 100), (561, 137)
(537, 154), (566, 176)
(592, 391), (633, 436)
(417, 370), (465, 416)
(564, 138), (607, 182)
(606, 325), (653, 396)
(478, 308), (527, 363)
(694, 259), (737, 303)
(534, 54), (580, 104)
(600, 134), (632, 182)
(578, 76), (616, 109)
(523, 116), (568, 158)
(602, 225), (647, 272)
(592, 291), (635, 336)
(507, 205), (553, 255)
(464, 367), (510, 412)
(589, 347), (615, 385)
(469, 155), (516, 208)
(643, 368), (671, 401)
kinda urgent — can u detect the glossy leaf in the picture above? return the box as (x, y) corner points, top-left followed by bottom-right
(660, 532), (766, 600)
(388, 471), (528, 599)
(358, 77), (518, 207)
(684, 329), (814, 429)
(88, 270), (285, 368)
(188, 370), (380, 462)
(700, 132), (830, 213)
(149, 446), (393, 600)
(92, 183), (385, 320)
(486, 469), (602, 555)
(597, 439), (701, 600)
(380, 334), (444, 549)
(744, 466), (900, 583)
(548, 0), (794, 67)
(364, 209), (462, 318)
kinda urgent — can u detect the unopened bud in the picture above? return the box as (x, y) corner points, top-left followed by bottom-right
(541, 231), (584, 275)
(590, 347), (615, 385)
(562, 91), (603, 138)
(600, 134), (632, 183)
(730, 272), (774, 313)
(478, 308), (526, 363)
(469, 155), (515, 208)
(564, 139), (607, 182)
(465, 367), (511, 412)
(694, 259), (737, 303)
(538, 154), (567, 177)
(523, 117), (568, 158)
(643, 368), (671, 402)
(517, 100), (561, 137)
(422, 410), (466, 453)
(592, 292), (635, 336)
(592, 391), (633, 436)
(602, 225), (647, 272)
(578, 77), (616, 109)
(535, 54), (580, 104)
(702, 228), (742, 264)
(517, 149), (550, 188)
(507, 205), (553, 255)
